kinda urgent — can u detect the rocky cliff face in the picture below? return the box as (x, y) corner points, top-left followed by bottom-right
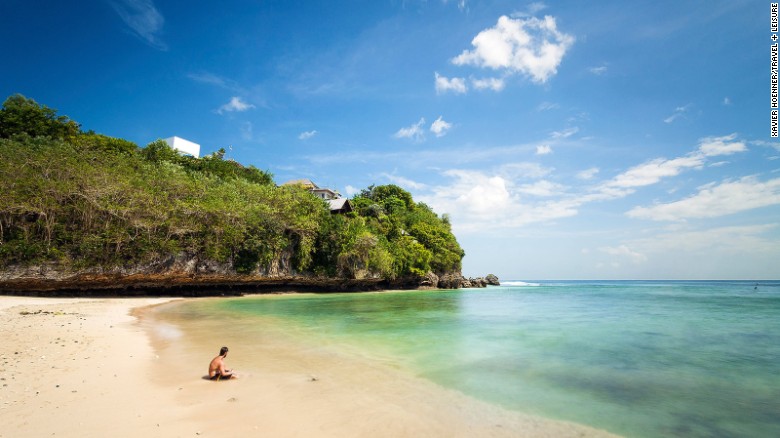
(0, 255), (499, 296)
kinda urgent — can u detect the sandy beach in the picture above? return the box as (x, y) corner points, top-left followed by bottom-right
(0, 296), (620, 438)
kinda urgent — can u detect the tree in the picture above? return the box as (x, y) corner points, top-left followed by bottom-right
(141, 139), (181, 163)
(0, 94), (80, 140)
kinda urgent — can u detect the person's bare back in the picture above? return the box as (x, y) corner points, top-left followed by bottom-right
(208, 346), (235, 380)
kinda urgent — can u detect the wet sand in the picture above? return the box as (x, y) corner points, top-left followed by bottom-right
(0, 296), (621, 437)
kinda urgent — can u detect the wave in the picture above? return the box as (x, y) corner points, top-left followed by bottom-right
(501, 281), (542, 287)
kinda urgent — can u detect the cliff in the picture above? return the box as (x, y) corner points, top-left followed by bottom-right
(0, 255), (499, 296)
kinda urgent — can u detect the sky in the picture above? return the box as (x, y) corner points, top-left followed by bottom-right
(1, 0), (777, 280)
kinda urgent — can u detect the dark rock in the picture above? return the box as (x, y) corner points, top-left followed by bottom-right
(419, 272), (439, 288)
(485, 274), (500, 286)
(437, 273), (463, 289)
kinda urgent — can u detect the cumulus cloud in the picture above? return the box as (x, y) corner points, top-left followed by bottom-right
(452, 15), (574, 84)
(430, 116), (453, 137)
(217, 97), (255, 114)
(435, 73), (468, 94)
(418, 167), (578, 233)
(626, 177), (780, 221)
(536, 145), (552, 155)
(299, 130), (318, 140)
(110, 0), (167, 50)
(429, 170), (514, 220)
(394, 118), (427, 142)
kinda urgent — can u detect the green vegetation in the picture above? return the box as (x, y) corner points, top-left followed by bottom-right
(0, 94), (463, 280)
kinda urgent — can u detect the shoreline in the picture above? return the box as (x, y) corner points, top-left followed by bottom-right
(0, 295), (620, 437)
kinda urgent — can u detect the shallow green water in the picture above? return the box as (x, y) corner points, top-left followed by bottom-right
(163, 281), (780, 437)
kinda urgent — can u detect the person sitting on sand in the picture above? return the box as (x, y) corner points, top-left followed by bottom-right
(208, 346), (235, 380)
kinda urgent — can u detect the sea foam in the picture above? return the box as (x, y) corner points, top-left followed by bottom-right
(501, 281), (541, 287)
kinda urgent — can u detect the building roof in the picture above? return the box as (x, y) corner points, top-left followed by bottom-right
(328, 198), (353, 213)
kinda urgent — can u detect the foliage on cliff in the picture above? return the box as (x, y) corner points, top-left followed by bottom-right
(0, 94), (463, 279)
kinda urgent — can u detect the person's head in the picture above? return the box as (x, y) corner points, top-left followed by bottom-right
(219, 346), (229, 357)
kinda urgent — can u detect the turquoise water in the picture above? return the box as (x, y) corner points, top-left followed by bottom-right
(167, 281), (780, 437)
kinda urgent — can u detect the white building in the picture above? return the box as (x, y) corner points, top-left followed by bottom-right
(164, 136), (200, 158)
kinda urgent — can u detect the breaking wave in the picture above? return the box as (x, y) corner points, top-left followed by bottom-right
(501, 281), (542, 287)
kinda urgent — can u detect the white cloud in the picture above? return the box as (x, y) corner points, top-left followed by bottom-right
(577, 167), (599, 180)
(187, 72), (229, 88)
(452, 15), (574, 83)
(663, 104), (692, 124)
(585, 134), (748, 204)
(299, 130), (318, 140)
(628, 224), (780, 256)
(536, 144), (552, 155)
(471, 77), (506, 91)
(527, 2), (548, 14)
(418, 168), (578, 233)
(217, 97), (255, 114)
(430, 116), (453, 137)
(607, 155), (704, 189)
(626, 176), (780, 221)
(751, 139), (780, 152)
(723, 97), (731, 105)
(344, 185), (360, 197)
(110, 0), (167, 50)
(435, 72), (468, 94)
(537, 101), (559, 111)
(439, 170), (512, 218)
(698, 133), (746, 156)
(600, 245), (647, 263)
(518, 180), (566, 197)
(394, 118), (427, 142)
(381, 173), (427, 190)
(550, 126), (579, 139)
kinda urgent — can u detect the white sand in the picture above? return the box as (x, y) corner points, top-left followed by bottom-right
(0, 296), (621, 437)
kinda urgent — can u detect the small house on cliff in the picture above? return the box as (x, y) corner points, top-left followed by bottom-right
(283, 179), (353, 214)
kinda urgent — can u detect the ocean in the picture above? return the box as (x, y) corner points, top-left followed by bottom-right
(151, 280), (780, 437)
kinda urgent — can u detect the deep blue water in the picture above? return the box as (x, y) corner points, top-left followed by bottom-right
(168, 280), (780, 437)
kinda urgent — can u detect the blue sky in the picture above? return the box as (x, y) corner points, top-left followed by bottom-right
(1, 0), (777, 279)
